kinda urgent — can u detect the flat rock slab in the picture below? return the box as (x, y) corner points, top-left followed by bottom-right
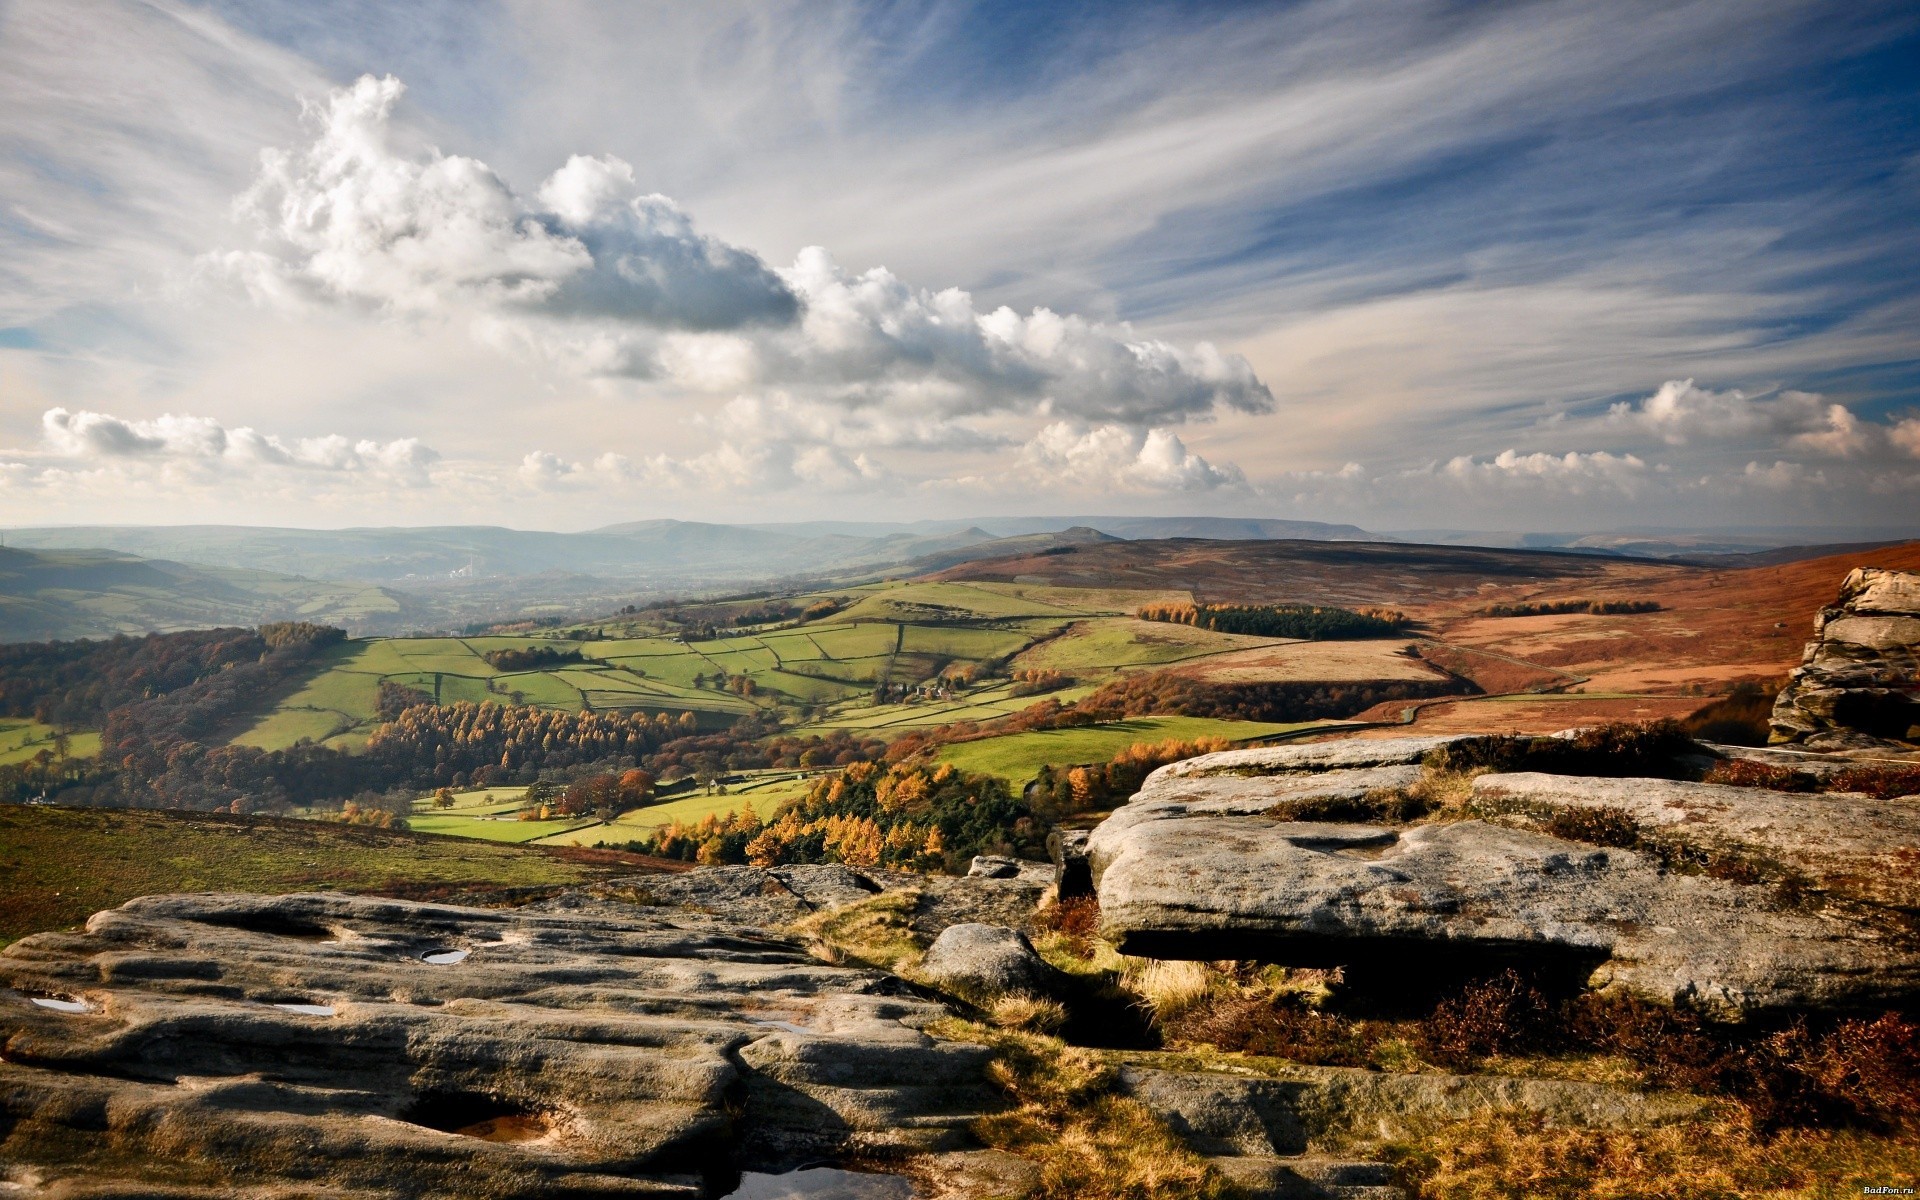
(0, 892), (1000, 1198)
(1473, 772), (1920, 908)
(1090, 766), (1920, 1015)
(1146, 737), (1466, 782)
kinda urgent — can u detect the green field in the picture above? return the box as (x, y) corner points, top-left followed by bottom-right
(0, 805), (624, 945)
(533, 775), (817, 847)
(0, 719), (101, 765)
(933, 716), (1324, 784)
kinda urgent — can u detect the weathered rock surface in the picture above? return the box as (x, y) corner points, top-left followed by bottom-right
(0, 891), (1001, 1198)
(1772, 567), (1920, 751)
(1090, 741), (1920, 1015)
(967, 855), (1019, 879)
(916, 924), (1055, 1001)
(1473, 771), (1920, 908)
(547, 862), (1049, 939)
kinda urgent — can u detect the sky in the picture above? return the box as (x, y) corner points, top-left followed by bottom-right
(2, 0), (1918, 534)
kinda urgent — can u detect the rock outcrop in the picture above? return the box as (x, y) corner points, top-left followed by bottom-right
(1771, 567), (1920, 751)
(0, 891), (1000, 1198)
(916, 924), (1056, 1002)
(1088, 737), (1920, 1016)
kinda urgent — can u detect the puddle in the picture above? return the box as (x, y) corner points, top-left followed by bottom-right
(751, 1018), (814, 1035)
(403, 1091), (550, 1142)
(271, 1003), (336, 1016)
(723, 1167), (915, 1199)
(28, 996), (90, 1014)
(421, 949), (469, 964)
(195, 914), (339, 942)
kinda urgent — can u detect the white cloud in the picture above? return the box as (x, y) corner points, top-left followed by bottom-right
(214, 75), (1271, 454)
(1607, 379), (1869, 456)
(1435, 448), (1651, 494)
(1740, 460), (1825, 490)
(220, 76), (796, 329)
(1890, 417), (1920, 460)
(1019, 422), (1246, 492)
(32, 406), (438, 484)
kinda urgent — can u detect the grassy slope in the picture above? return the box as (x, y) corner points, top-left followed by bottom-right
(933, 716), (1320, 784)
(0, 805), (616, 944)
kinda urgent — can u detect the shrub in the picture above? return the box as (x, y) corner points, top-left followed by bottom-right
(1429, 720), (1700, 779)
(1417, 970), (1553, 1069)
(1541, 805), (1642, 848)
(1682, 682), (1778, 746)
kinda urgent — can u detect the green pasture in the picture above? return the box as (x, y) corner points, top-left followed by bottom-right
(534, 776), (816, 847)
(405, 812), (591, 843)
(933, 716), (1321, 784)
(1014, 616), (1285, 673)
(0, 720), (101, 765)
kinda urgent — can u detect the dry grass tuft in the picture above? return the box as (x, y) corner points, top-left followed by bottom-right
(939, 1020), (1237, 1200)
(992, 994), (1069, 1035)
(788, 890), (925, 972)
(1124, 959), (1220, 1023)
(1384, 1109), (1920, 1199)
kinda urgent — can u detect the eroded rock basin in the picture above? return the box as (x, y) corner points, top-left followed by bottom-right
(0, 890), (997, 1198)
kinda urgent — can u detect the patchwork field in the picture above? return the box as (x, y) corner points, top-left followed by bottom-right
(230, 579), (1330, 749)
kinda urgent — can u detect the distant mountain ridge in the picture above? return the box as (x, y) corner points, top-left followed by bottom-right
(0, 516), (1378, 587)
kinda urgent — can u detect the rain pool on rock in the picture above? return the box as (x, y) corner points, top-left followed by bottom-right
(722, 1166), (915, 1199)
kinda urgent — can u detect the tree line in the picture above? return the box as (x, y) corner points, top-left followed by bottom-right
(1137, 602), (1407, 639)
(623, 757), (1035, 872)
(1476, 599), (1661, 617)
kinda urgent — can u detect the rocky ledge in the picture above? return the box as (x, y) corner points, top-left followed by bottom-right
(1088, 737), (1920, 1016)
(0, 890), (1001, 1198)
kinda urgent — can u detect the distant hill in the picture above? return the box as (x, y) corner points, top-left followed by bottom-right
(0, 546), (415, 642)
(924, 537), (1665, 608)
(0, 516), (1380, 588)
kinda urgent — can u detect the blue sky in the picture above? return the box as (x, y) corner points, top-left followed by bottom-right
(1, 0), (1917, 531)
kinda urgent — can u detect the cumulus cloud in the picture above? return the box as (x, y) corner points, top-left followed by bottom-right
(1434, 448), (1651, 493)
(215, 75), (1271, 463)
(35, 407), (437, 483)
(219, 76), (794, 328)
(1739, 460), (1826, 490)
(1608, 379), (1869, 456)
(523, 439), (883, 494)
(1890, 418), (1920, 460)
(1019, 422), (1246, 492)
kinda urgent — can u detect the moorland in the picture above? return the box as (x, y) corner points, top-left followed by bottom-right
(4, 532), (1919, 1198)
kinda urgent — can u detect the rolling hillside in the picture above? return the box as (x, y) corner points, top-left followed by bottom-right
(0, 546), (416, 642)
